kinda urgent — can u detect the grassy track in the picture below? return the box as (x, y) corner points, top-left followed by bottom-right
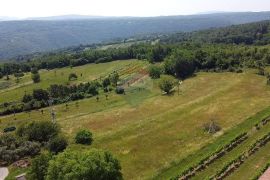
(2, 62), (270, 179)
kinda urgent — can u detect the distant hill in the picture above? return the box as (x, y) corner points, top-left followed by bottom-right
(160, 20), (270, 45)
(1, 11), (270, 60)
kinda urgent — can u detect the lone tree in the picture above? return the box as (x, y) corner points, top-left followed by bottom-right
(46, 149), (122, 180)
(75, 129), (93, 145)
(158, 75), (176, 94)
(68, 73), (78, 81)
(148, 65), (162, 79)
(110, 72), (119, 86)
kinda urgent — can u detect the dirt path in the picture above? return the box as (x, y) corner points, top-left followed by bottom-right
(259, 167), (270, 180)
(0, 167), (8, 180)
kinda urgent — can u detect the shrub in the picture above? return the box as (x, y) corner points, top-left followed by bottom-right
(48, 136), (68, 154)
(68, 73), (78, 81)
(3, 126), (16, 133)
(46, 149), (122, 180)
(158, 75), (176, 94)
(17, 121), (59, 143)
(22, 94), (33, 103)
(32, 73), (40, 83)
(115, 87), (125, 94)
(0, 134), (40, 164)
(203, 121), (221, 134)
(102, 77), (111, 88)
(28, 153), (52, 180)
(75, 130), (93, 145)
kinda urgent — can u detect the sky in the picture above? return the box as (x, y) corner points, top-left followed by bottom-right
(1, 0), (270, 18)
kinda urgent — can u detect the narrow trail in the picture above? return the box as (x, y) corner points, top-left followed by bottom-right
(0, 167), (8, 180)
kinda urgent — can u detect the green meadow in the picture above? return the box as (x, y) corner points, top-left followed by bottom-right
(2, 60), (270, 179)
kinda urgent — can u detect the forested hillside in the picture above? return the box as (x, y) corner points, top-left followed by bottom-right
(160, 20), (270, 45)
(1, 11), (270, 59)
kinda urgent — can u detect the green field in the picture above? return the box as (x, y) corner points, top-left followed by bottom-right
(2, 60), (270, 179)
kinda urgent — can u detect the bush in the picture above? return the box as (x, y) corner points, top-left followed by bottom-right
(115, 87), (125, 94)
(32, 73), (40, 83)
(22, 94), (33, 103)
(0, 134), (41, 164)
(102, 77), (111, 88)
(158, 75), (176, 94)
(3, 126), (16, 133)
(148, 65), (162, 79)
(75, 130), (93, 145)
(28, 153), (52, 180)
(48, 136), (68, 154)
(17, 121), (59, 143)
(46, 149), (122, 180)
(68, 73), (78, 81)
(203, 121), (221, 134)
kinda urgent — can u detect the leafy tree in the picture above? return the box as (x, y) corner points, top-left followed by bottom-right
(148, 44), (170, 62)
(17, 121), (59, 143)
(33, 89), (49, 101)
(158, 75), (176, 94)
(148, 65), (162, 79)
(68, 73), (78, 81)
(46, 149), (122, 180)
(102, 77), (111, 88)
(75, 130), (93, 145)
(28, 153), (52, 180)
(22, 94), (33, 103)
(87, 82), (99, 96)
(48, 136), (68, 154)
(166, 50), (195, 79)
(110, 72), (119, 86)
(31, 67), (39, 74)
(32, 73), (41, 83)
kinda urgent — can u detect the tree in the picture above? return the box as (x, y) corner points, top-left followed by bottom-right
(32, 73), (41, 83)
(110, 72), (119, 86)
(68, 73), (78, 81)
(28, 153), (52, 180)
(102, 77), (111, 88)
(158, 75), (176, 94)
(46, 149), (122, 180)
(148, 44), (170, 62)
(17, 121), (59, 143)
(75, 130), (93, 145)
(48, 136), (68, 154)
(33, 89), (49, 101)
(148, 65), (162, 79)
(165, 50), (195, 79)
(22, 94), (33, 103)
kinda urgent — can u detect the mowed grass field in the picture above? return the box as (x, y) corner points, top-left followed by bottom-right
(1, 60), (270, 179)
(0, 59), (140, 102)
